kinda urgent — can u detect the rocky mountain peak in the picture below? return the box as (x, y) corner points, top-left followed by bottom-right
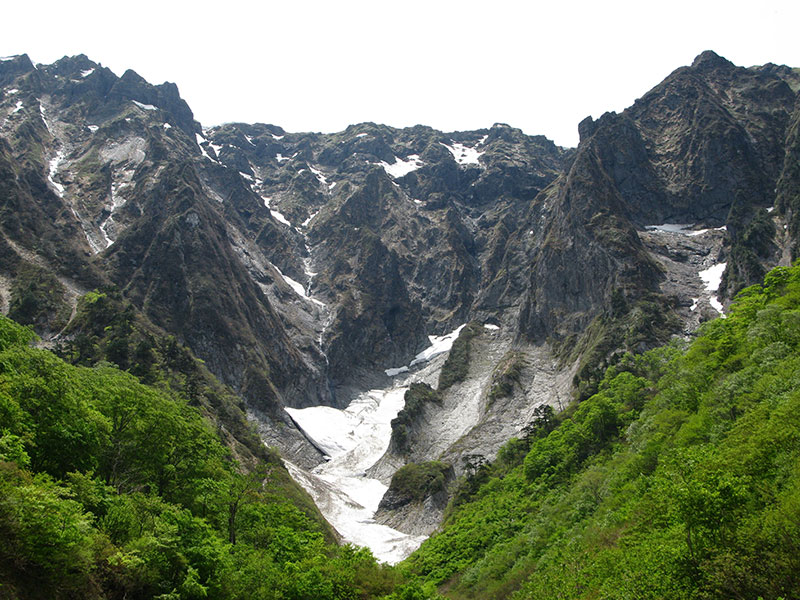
(690, 49), (735, 71)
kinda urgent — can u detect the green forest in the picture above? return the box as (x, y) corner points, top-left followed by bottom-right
(3, 262), (800, 599)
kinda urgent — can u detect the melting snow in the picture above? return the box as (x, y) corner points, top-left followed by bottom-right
(379, 154), (423, 178)
(302, 210), (321, 228)
(80, 68), (95, 78)
(441, 141), (484, 166)
(6, 88), (19, 95)
(384, 366), (409, 377)
(239, 171), (253, 182)
(645, 223), (727, 237)
(244, 134), (256, 146)
(699, 262), (727, 316)
(163, 123), (172, 130)
(87, 125), (98, 132)
(285, 387), (427, 563)
(196, 133), (220, 163)
(355, 132), (368, 138)
(11, 100), (23, 114)
(132, 100), (157, 111)
(270, 208), (292, 227)
(309, 166), (328, 187)
(276, 153), (290, 162)
(386, 324), (467, 376)
(47, 150), (66, 197)
(484, 323), (500, 330)
(272, 133), (285, 140)
(699, 262), (726, 292)
(767, 206), (775, 213)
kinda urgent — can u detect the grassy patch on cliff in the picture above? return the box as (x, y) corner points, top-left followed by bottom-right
(391, 383), (442, 454)
(437, 321), (483, 391)
(388, 461), (451, 504)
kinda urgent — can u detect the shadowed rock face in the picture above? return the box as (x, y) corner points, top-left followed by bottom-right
(518, 51), (799, 371)
(0, 50), (798, 421)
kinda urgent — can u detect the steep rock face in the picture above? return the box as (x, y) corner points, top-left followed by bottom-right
(517, 51), (798, 389)
(0, 54), (328, 419)
(776, 94), (800, 261)
(203, 121), (566, 383)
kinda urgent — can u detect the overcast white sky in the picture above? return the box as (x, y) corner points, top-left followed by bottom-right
(4, 0), (799, 147)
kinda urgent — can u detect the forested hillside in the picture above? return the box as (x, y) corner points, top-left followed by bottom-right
(404, 262), (800, 599)
(0, 315), (411, 599)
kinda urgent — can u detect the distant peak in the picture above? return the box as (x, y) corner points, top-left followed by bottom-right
(691, 50), (734, 71)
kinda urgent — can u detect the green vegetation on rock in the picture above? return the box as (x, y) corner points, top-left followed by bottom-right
(404, 262), (800, 600)
(391, 383), (442, 454)
(437, 322), (482, 391)
(386, 462), (451, 505)
(0, 314), (409, 600)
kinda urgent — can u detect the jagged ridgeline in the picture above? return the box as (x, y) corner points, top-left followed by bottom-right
(1, 48), (800, 598)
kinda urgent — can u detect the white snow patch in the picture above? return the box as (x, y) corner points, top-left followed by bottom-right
(39, 104), (53, 134)
(11, 100), (23, 114)
(271, 210), (292, 227)
(767, 206), (775, 213)
(163, 122), (172, 130)
(709, 297), (725, 314)
(355, 133), (368, 138)
(699, 262), (726, 293)
(484, 323), (500, 330)
(386, 324), (467, 376)
(690, 298), (699, 312)
(271, 133), (285, 140)
(1, 56), (18, 62)
(87, 125), (98, 133)
(441, 141), (484, 166)
(132, 100), (157, 111)
(80, 68), (95, 78)
(274, 266), (305, 297)
(477, 134), (489, 145)
(411, 324), (466, 367)
(276, 153), (290, 162)
(47, 149), (66, 197)
(384, 366), (409, 377)
(269, 207), (292, 227)
(302, 210), (320, 228)
(699, 262), (727, 316)
(6, 88), (19, 95)
(285, 386), (427, 563)
(379, 154), (423, 178)
(309, 165), (328, 186)
(195, 133), (220, 163)
(244, 134), (256, 146)
(239, 171), (253, 182)
(645, 223), (728, 237)
(645, 223), (694, 234)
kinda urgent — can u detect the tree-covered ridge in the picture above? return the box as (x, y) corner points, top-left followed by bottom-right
(0, 316), (420, 600)
(404, 263), (800, 599)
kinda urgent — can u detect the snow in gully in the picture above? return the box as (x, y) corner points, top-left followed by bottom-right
(284, 325), (465, 563)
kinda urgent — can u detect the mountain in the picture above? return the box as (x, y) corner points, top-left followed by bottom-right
(1, 49), (799, 543)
